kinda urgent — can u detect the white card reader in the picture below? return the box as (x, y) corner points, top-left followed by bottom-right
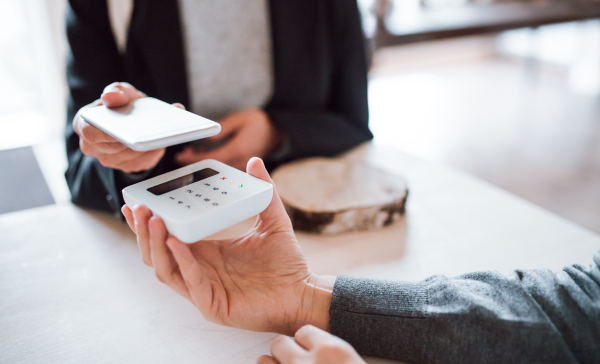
(122, 160), (273, 243)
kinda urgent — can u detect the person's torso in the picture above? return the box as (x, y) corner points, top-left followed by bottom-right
(178, 0), (274, 121)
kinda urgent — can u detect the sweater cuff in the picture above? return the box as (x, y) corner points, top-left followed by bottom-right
(329, 275), (429, 363)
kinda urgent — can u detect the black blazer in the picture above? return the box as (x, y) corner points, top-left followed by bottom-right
(65, 0), (372, 215)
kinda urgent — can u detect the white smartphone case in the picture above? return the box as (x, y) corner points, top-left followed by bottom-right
(80, 97), (221, 151)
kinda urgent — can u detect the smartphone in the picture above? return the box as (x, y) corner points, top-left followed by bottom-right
(80, 97), (221, 151)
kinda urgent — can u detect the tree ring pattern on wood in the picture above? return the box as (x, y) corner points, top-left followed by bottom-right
(273, 157), (409, 235)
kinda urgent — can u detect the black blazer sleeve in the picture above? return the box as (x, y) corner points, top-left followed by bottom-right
(265, 0), (372, 164)
(330, 250), (600, 363)
(64, 0), (125, 213)
(65, 0), (180, 215)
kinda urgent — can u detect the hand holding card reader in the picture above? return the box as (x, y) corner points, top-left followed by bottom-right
(123, 160), (273, 243)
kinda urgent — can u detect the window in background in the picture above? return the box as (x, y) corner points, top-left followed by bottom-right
(0, 0), (70, 204)
(0, 0), (65, 150)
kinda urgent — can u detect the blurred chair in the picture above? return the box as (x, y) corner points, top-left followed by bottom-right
(0, 147), (54, 214)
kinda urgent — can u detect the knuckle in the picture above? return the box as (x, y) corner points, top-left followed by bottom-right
(315, 342), (347, 357)
(73, 116), (83, 135)
(79, 140), (90, 155)
(114, 157), (137, 172)
(96, 156), (112, 169)
(295, 325), (313, 337)
(236, 143), (250, 157)
(142, 257), (152, 268)
(79, 123), (93, 140)
(120, 164), (135, 173)
(155, 271), (167, 284)
(270, 335), (286, 351)
(103, 82), (122, 93)
(255, 355), (270, 364)
(202, 312), (220, 325)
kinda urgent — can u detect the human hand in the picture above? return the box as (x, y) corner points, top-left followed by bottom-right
(73, 82), (184, 173)
(122, 157), (335, 335)
(174, 108), (282, 171)
(258, 325), (365, 364)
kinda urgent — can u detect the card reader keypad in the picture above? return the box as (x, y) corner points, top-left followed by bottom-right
(163, 174), (244, 215)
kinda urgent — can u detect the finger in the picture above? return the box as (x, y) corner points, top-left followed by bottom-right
(116, 148), (165, 173)
(205, 114), (243, 140)
(132, 204), (153, 267)
(101, 82), (132, 107)
(294, 325), (334, 351)
(210, 127), (259, 169)
(172, 103), (185, 110)
(256, 355), (279, 364)
(122, 205), (135, 233)
(90, 141), (129, 154)
(174, 144), (240, 167)
(78, 121), (121, 144)
(100, 146), (160, 172)
(246, 157), (289, 227)
(73, 100), (118, 144)
(119, 82), (147, 98)
(148, 216), (192, 301)
(270, 335), (306, 364)
(173, 147), (204, 166)
(166, 237), (213, 311)
(73, 99), (102, 130)
(88, 147), (142, 170)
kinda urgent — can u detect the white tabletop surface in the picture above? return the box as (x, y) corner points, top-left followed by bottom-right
(1, 144), (599, 364)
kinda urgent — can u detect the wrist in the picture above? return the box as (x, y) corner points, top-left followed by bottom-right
(261, 110), (284, 157)
(301, 274), (336, 333)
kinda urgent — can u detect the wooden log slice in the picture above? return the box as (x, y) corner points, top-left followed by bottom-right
(272, 157), (408, 235)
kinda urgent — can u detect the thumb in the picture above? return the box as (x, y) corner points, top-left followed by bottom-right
(101, 82), (146, 108)
(246, 157), (291, 229)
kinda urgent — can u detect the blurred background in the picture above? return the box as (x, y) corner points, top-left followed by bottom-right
(1, 0), (599, 233)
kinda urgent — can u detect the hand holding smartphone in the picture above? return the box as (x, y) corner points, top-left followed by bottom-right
(81, 97), (221, 152)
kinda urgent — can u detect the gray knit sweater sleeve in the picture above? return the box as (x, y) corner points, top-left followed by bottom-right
(329, 250), (600, 364)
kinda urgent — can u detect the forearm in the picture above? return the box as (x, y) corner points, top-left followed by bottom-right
(65, 0), (124, 213)
(265, 109), (372, 164)
(65, 148), (120, 213)
(326, 251), (600, 363)
(66, 134), (175, 215)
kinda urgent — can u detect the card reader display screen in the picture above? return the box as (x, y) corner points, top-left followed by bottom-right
(147, 168), (219, 195)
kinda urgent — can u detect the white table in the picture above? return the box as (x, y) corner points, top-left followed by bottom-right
(1, 145), (599, 364)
